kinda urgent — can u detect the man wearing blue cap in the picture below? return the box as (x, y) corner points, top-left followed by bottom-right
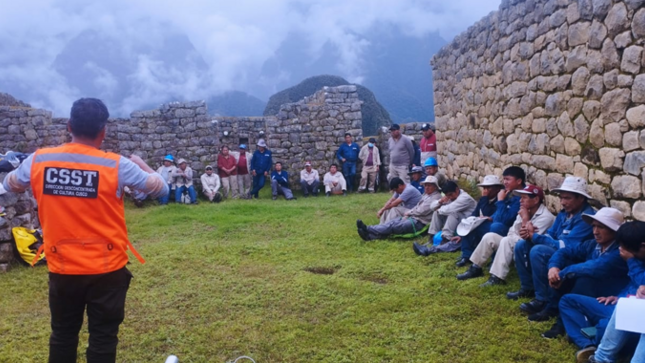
(156, 154), (176, 205)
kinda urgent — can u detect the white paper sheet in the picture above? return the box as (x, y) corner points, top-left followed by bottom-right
(615, 297), (645, 334)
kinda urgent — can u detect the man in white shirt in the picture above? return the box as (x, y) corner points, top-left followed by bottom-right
(300, 161), (320, 197)
(200, 165), (222, 203)
(323, 164), (347, 197)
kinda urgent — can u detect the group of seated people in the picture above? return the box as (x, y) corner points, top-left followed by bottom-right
(355, 165), (645, 363)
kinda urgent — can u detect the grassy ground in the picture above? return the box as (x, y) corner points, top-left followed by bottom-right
(0, 189), (576, 363)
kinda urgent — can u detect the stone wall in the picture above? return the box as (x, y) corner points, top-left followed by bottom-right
(0, 177), (38, 272)
(431, 0), (645, 219)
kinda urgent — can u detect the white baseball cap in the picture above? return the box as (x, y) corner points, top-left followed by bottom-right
(582, 207), (624, 232)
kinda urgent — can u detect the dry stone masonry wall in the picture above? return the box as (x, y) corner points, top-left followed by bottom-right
(432, 0), (645, 219)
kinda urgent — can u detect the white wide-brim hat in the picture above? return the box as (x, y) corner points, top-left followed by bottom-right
(477, 175), (504, 187)
(552, 176), (593, 199)
(257, 139), (267, 147)
(582, 207), (624, 232)
(456, 216), (488, 236)
(420, 175), (441, 190)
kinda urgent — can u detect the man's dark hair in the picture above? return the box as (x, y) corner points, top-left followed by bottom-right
(616, 221), (645, 253)
(330, 163), (338, 168)
(389, 177), (405, 190)
(275, 161), (282, 166)
(503, 166), (526, 185)
(442, 180), (459, 194)
(345, 133), (352, 137)
(69, 98), (109, 139)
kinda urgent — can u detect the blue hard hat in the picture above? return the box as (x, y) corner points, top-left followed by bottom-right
(164, 154), (174, 162)
(424, 157), (438, 167)
(432, 231), (443, 246)
(239, 144), (247, 149)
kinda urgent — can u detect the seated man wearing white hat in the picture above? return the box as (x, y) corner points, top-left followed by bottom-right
(200, 165), (222, 203)
(531, 208), (629, 342)
(356, 176), (442, 241)
(300, 161), (320, 197)
(171, 158), (197, 204)
(413, 175), (504, 257)
(377, 177), (422, 224)
(509, 177), (596, 314)
(457, 185), (555, 286)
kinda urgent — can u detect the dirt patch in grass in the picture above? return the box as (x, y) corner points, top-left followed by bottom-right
(360, 275), (388, 284)
(303, 266), (339, 275)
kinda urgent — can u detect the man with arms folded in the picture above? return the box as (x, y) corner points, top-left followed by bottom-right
(387, 124), (414, 183)
(336, 133), (360, 192)
(323, 164), (347, 197)
(299, 161), (320, 197)
(172, 158), (197, 204)
(3, 98), (168, 363)
(561, 221), (645, 363)
(200, 165), (222, 203)
(356, 176), (442, 241)
(457, 184), (555, 286)
(508, 177), (595, 304)
(358, 137), (380, 193)
(377, 177), (422, 224)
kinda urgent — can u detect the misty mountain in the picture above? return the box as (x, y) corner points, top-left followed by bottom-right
(253, 25), (447, 123)
(207, 91), (266, 116)
(264, 75), (391, 137)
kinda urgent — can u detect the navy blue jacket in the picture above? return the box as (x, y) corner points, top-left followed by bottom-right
(491, 194), (520, 226)
(533, 203), (595, 249)
(472, 196), (497, 218)
(251, 149), (273, 174)
(410, 180), (424, 194)
(337, 142), (360, 163)
(271, 170), (290, 188)
(549, 239), (629, 285)
(413, 143), (421, 167)
(620, 258), (645, 296)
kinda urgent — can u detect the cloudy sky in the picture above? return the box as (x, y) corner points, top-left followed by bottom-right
(0, 0), (500, 115)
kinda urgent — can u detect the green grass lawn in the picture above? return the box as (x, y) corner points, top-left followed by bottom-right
(0, 190), (576, 362)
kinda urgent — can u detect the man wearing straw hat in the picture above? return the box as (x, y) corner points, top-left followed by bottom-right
(509, 176), (595, 304)
(356, 176), (442, 241)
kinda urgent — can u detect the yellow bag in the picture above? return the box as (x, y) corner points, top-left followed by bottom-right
(12, 227), (46, 266)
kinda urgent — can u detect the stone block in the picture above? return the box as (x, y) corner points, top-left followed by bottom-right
(571, 67), (590, 95)
(565, 138), (582, 156)
(573, 115), (589, 143)
(600, 88), (630, 123)
(633, 201), (645, 221)
(601, 39), (620, 70)
(605, 2), (628, 37)
(611, 175), (642, 198)
(624, 151), (645, 175)
(632, 75), (645, 103)
(590, 169), (611, 184)
(604, 122), (622, 146)
(633, 8), (645, 38)
(582, 100), (601, 120)
(585, 74), (604, 100)
(589, 119), (604, 148)
(610, 200), (632, 217)
(550, 135), (565, 154)
(568, 21), (591, 46)
(621, 46), (643, 74)
(574, 162), (589, 178)
(626, 105), (645, 128)
(547, 173), (565, 191)
(556, 154), (574, 173)
(623, 131), (640, 152)
(0, 243), (13, 263)
(599, 147), (625, 171)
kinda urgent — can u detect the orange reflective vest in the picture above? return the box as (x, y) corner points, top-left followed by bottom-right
(30, 143), (144, 275)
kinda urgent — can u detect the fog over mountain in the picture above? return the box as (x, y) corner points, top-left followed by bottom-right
(0, 0), (500, 118)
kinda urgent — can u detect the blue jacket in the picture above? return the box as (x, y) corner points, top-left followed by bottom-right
(619, 258), (645, 297)
(533, 203), (595, 249)
(337, 142), (360, 163)
(251, 149), (273, 174)
(413, 143), (421, 167)
(271, 170), (290, 188)
(411, 180), (424, 194)
(549, 239), (629, 283)
(491, 194), (520, 227)
(472, 196), (498, 218)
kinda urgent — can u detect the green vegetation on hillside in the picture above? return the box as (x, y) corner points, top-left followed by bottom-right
(263, 75), (392, 137)
(1, 191), (575, 362)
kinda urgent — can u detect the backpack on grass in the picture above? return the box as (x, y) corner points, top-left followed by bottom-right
(12, 227), (46, 266)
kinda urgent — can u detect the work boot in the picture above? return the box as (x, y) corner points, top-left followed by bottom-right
(326, 192), (331, 197)
(412, 242), (431, 256)
(456, 265), (483, 280)
(479, 275), (506, 287)
(529, 309), (558, 322)
(455, 257), (471, 267)
(541, 320), (565, 338)
(520, 299), (548, 315)
(506, 289), (535, 300)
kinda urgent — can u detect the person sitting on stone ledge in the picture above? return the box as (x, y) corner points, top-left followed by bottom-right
(413, 180), (477, 254)
(452, 167), (525, 267)
(408, 166), (424, 194)
(233, 144), (252, 199)
(531, 208), (629, 343)
(249, 139), (272, 199)
(336, 133), (360, 192)
(171, 158), (197, 204)
(156, 154), (176, 205)
(271, 162), (295, 201)
(456, 184), (555, 288)
(414, 175), (504, 258)
(323, 164), (347, 197)
(576, 221), (645, 363)
(423, 157), (447, 190)
(377, 177), (422, 224)
(508, 176), (595, 304)
(300, 161), (320, 197)
(358, 137), (380, 193)
(356, 176), (442, 241)
(217, 145), (238, 199)
(200, 165), (222, 203)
